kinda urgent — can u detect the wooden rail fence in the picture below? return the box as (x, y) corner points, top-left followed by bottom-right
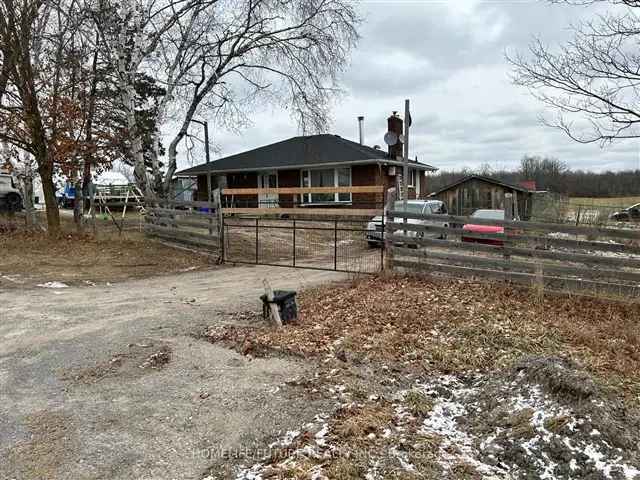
(145, 201), (221, 253)
(388, 210), (640, 299)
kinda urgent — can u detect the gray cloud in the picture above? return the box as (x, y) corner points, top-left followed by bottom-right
(177, 0), (640, 173)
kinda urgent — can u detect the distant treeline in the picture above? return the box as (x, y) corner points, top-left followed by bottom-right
(428, 155), (640, 198)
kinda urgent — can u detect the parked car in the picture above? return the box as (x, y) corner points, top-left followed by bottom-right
(610, 203), (640, 222)
(0, 174), (23, 212)
(366, 199), (449, 247)
(461, 209), (505, 246)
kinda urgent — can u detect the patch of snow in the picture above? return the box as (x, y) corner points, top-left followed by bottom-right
(365, 460), (382, 480)
(314, 424), (329, 446)
(389, 446), (415, 472)
(548, 232), (574, 240)
(37, 281), (69, 289)
(268, 430), (299, 448)
(415, 374), (640, 480)
(237, 414), (331, 479)
(309, 466), (327, 480)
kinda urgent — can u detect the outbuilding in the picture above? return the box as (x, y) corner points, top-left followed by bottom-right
(430, 174), (534, 220)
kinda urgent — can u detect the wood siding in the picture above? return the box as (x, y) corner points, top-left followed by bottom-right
(432, 178), (532, 219)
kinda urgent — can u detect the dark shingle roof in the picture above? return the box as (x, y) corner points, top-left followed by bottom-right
(432, 175), (532, 195)
(176, 134), (436, 175)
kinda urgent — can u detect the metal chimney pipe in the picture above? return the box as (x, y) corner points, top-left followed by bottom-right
(358, 116), (365, 145)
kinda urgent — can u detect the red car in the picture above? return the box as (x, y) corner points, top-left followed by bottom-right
(462, 209), (505, 246)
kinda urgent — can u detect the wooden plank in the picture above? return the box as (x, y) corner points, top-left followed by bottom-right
(388, 234), (503, 254)
(222, 207), (382, 217)
(147, 231), (219, 251)
(160, 200), (218, 209)
(393, 260), (640, 298)
(389, 210), (640, 241)
(391, 247), (640, 284)
(222, 186), (385, 195)
(146, 211), (217, 227)
(386, 222), (640, 255)
(145, 224), (219, 243)
(146, 228), (218, 247)
(176, 218), (217, 230)
(148, 207), (217, 218)
(386, 234), (640, 269)
(507, 244), (640, 269)
(533, 235), (640, 255)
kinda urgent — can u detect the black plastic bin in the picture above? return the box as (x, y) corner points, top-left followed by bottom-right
(260, 290), (298, 324)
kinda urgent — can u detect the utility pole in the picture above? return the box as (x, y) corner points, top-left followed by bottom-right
(403, 99), (410, 220)
(190, 119), (212, 205)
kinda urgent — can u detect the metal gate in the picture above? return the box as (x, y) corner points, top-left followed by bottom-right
(223, 216), (384, 273)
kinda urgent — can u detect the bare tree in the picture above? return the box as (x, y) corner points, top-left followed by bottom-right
(157, 0), (359, 196)
(508, 2), (640, 145)
(0, 0), (63, 233)
(95, 0), (359, 198)
(0, 0), (145, 233)
(92, 0), (204, 196)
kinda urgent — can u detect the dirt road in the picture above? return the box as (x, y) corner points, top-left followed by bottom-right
(0, 266), (345, 480)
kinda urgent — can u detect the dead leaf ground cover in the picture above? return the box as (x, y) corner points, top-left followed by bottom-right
(206, 274), (640, 405)
(204, 275), (640, 479)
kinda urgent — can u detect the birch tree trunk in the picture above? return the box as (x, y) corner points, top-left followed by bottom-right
(115, 0), (152, 198)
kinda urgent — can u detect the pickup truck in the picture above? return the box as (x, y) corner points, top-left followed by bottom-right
(0, 174), (23, 212)
(366, 199), (449, 247)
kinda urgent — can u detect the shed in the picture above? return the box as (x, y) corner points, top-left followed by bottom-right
(430, 175), (534, 220)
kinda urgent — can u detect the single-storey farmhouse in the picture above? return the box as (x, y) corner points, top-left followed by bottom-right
(430, 175), (534, 220)
(176, 115), (436, 209)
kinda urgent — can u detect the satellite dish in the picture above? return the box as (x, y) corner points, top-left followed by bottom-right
(384, 131), (398, 146)
(398, 134), (406, 144)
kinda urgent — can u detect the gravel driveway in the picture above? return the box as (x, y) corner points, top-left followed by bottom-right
(0, 266), (345, 480)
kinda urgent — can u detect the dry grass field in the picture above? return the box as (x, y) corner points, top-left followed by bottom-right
(0, 214), (215, 289)
(570, 196), (640, 208)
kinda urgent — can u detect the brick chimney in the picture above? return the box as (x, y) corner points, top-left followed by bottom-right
(387, 112), (403, 159)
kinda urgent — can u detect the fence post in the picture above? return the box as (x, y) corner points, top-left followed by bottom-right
(214, 189), (224, 262)
(334, 219), (338, 271)
(255, 217), (259, 264)
(292, 219), (296, 267)
(384, 188), (397, 271)
(381, 209), (385, 271)
(504, 193), (513, 266)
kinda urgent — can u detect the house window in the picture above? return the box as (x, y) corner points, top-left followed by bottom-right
(408, 169), (417, 188)
(337, 167), (351, 202)
(302, 167), (352, 204)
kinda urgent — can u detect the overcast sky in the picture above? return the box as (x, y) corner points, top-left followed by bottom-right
(178, 0), (640, 173)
